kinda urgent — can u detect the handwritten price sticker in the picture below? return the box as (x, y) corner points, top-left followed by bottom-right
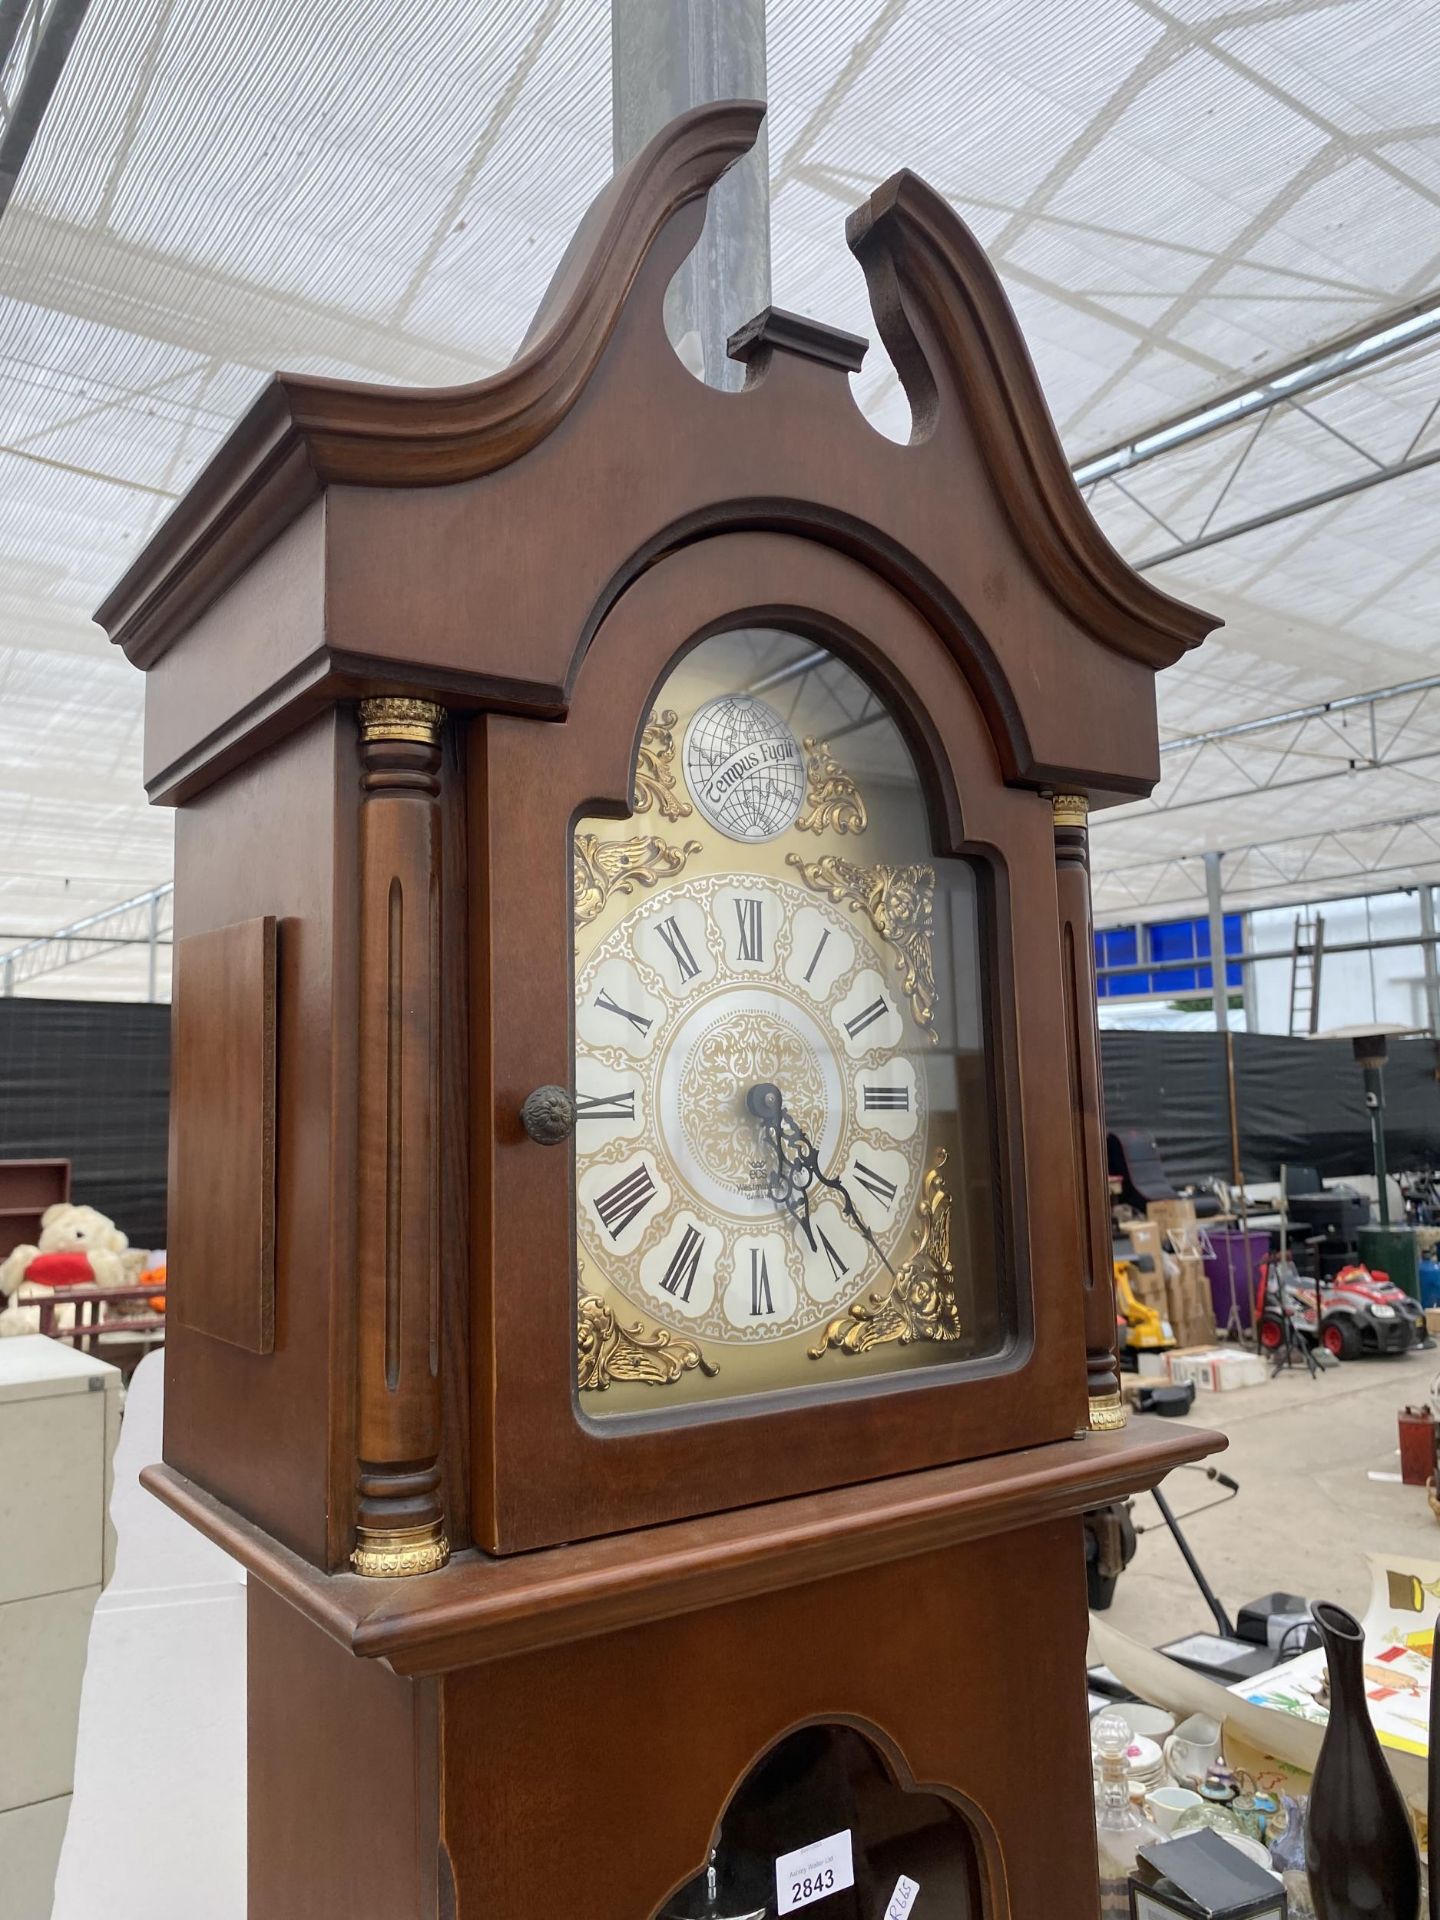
(774, 1830), (855, 1911)
(887, 1874), (921, 1917)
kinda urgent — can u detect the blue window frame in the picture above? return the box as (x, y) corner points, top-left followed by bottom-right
(1094, 914), (1242, 999)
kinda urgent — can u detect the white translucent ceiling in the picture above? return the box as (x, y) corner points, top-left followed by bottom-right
(3, 0), (1439, 994)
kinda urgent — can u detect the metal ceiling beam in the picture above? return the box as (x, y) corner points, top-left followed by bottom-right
(1072, 292), (1440, 487)
(1115, 674), (1440, 818)
(0, 0), (30, 80)
(0, 0), (92, 215)
(1070, 291), (1440, 570)
(0, 880), (172, 994)
(1091, 808), (1440, 921)
(1131, 438), (1440, 571)
(1162, 673), (1440, 753)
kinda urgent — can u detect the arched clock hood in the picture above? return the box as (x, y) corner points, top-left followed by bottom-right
(97, 99), (1217, 808)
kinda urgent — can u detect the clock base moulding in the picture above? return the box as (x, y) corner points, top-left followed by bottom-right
(150, 1417), (1221, 1918)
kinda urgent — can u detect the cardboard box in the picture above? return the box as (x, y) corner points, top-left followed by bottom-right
(1127, 1221), (1164, 1265)
(1147, 1198), (1198, 1238)
(1167, 1346), (1266, 1392)
(1427, 1307), (1440, 1339)
(1128, 1260), (1169, 1317)
(1167, 1249), (1216, 1350)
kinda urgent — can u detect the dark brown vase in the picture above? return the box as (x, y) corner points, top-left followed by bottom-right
(1306, 1602), (1420, 1919)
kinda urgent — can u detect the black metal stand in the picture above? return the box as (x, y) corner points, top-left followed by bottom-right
(1150, 1485), (1236, 1639)
(1269, 1241), (1322, 1380)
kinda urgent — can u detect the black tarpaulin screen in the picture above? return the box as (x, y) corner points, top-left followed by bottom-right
(0, 998), (170, 1249)
(0, 1003), (1436, 1251)
(1101, 1031), (1440, 1186)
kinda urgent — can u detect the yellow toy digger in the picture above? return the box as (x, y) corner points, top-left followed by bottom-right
(1114, 1255), (1176, 1353)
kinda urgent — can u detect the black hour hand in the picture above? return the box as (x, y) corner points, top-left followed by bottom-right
(747, 1083), (816, 1245)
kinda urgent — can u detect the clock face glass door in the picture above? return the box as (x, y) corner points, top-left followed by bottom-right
(574, 629), (1006, 1416)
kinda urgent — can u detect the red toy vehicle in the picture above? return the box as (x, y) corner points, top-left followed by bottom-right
(1258, 1258), (1420, 1360)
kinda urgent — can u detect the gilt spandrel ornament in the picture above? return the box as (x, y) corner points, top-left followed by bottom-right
(810, 1149), (962, 1358)
(577, 1288), (719, 1392)
(574, 830), (704, 928)
(786, 853), (938, 1038)
(633, 709), (694, 822)
(796, 737), (868, 837)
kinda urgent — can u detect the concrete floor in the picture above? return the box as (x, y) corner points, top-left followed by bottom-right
(1105, 1344), (1440, 1646)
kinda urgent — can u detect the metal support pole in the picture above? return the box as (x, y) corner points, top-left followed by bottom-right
(611, 0), (770, 389)
(146, 890), (159, 1004)
(1421, 885), (1440, 1037)
(1204, 850), (1229, 1034)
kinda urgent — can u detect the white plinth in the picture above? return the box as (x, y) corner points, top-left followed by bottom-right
(0, 1337), (120, 1920)
(50, 1349), (246, 1920)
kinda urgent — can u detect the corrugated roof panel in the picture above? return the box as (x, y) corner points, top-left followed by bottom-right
(0, 0), (1437, 989)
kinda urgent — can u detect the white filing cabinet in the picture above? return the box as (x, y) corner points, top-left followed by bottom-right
(0, 1337), (120, 1920)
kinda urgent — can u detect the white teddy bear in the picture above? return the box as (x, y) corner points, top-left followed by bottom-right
(0, 1203), (131, 1337)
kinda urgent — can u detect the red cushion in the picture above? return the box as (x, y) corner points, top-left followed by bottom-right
(25, 1250), (95, 1289)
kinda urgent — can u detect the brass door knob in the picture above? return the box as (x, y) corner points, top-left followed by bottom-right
(520, 1085), (575, 1144)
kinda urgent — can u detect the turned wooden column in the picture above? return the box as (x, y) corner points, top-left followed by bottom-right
(1052, 793), (1125, 1430)
(352, 697), (450, 1575)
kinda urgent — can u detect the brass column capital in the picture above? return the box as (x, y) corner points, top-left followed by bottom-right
(1051, 792), (1089, 829)
(359, 696), (445, 746)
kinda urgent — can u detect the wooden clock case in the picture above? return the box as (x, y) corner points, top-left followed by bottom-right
(100, 102), (1223, 1919)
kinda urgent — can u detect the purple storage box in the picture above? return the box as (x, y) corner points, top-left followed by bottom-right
(1203, 1228), (1271, 1328)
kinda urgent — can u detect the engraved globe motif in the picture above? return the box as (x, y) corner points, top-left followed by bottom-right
(683, 694), (806, 840)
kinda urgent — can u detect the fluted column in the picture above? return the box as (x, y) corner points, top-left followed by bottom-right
(351, 697), (449, 1576)
(1052, 793), (1125, 1431)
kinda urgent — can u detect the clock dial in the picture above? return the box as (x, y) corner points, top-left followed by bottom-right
(577, 873), (928, 1347)
(574, 629), (1003, 1413)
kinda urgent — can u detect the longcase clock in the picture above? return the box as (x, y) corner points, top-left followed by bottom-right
(99, 100), (1224, 1920)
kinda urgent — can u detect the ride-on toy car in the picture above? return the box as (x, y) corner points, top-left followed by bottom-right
(1258, 1258), (1420, 1359)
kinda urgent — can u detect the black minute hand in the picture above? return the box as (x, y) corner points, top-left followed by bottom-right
(746, 1082), (897, 1282)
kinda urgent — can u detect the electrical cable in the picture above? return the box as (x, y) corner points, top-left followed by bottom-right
(1132, 1466), (1240, 1534)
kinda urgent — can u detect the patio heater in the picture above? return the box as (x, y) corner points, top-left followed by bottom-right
(1344, 1028), (1421, 1299)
